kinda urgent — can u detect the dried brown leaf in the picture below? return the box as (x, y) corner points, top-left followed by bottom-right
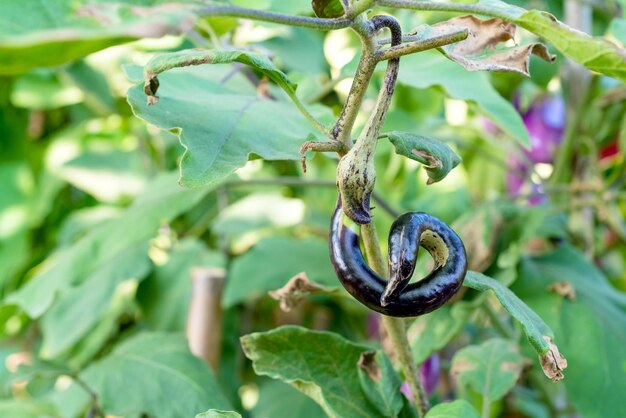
(268, 272), (335, 312)
(547, 281), (576, 300)
(434, 15), (555, 76)
(357, 351), (382, 382)
(539, 336), (567, 381)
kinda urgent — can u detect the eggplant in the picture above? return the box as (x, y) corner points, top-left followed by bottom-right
(329, 199), (467, 317)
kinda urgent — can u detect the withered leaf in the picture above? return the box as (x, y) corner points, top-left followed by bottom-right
(434, 15), (555, 76)
(268, 272), (336, 312)
(539, 336), (568, 381)
(547, 281), (577, 300)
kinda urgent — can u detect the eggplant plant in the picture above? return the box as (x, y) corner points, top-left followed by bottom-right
(0, 1), (625, 418)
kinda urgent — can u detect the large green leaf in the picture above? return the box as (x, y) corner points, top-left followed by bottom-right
(515, 245), (626, 418)
(0, 399), (59, 418)
(81, 332), (231, 418)
(464, 271), (554, 355)
(451, 338), (523, 403)
(397, 50), (529, 147)
(5, 172), (212, 318)
(241, 325), (406, 418)
(213, 193), (305, 238)
(223, 237), (338, 307)
(424, 400), (479, 418)
(128, 61), (331, 188)
(253, 380), (326, 418)
(40, 245), (151, 358)
(0, 0), (196, 74)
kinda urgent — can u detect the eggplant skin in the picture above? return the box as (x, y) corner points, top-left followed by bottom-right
(329, 199), (467, 317)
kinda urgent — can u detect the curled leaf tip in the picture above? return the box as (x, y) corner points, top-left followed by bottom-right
(539, 336), (567, 381)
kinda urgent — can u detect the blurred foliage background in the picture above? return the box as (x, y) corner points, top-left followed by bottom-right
(0, 0), (625, 417)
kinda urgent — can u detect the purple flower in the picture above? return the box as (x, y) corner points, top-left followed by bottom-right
(506, 95), (565, 205)
(420, 354), (440, 394)
(523, 96), (565, 164)
(400, 353), (441, 401)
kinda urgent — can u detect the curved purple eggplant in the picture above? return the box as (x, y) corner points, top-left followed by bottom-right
(329, 199), (467, 317)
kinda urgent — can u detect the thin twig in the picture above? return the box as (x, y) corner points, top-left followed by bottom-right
(376, 29), (468, 61)
(377, 0), (518, 20)
(196, 5), (352, 30)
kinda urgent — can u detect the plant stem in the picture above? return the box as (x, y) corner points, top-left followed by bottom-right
(361, 222), (430, 417)
(332, 26), (379, 147)
(197, 5), (352, 30)
(376, 0), (519, 20)
(376, 29), (468, 61)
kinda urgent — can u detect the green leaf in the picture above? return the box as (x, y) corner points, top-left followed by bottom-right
(143, 49), (296, 101)
(409, 302), (475, 365)
(213, 193), (305, 238)
(196, 410), (243, 418)
(241, 325), (400, 418)
(516, 11), (626, 81)
(384, 131), (461, 184)
(451, 338), (523, 403)
(5, 172), (212, 318)
(0, 0), (196, 75)
(424, 400), (480, 418)
(10, 70), (83, 110)
(0, 399), (59, 418)
(0, 162), (33, 289)
(515, 245), (626, 418)
(127, 66), (331, 188)
(464, 271), (554, 355)
(466, 0), (626, 81)
(57, 149), (149, 203)
(356, 351), (404, 418)
(40, 244), (151, 358)
(253, 380), (326, 418)
(81, 332), (231, 418)
(223, 237), (337, 308)
(311, 0), (344, 18)
(137, 239), (226, 332)
(610, 18), (626, 46)
(397, 51), (529, 147)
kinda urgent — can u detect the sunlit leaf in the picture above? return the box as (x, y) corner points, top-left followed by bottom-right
(0, 0), (196, 75)
(241, 325), (408, 418)
(397, 50), (529, 147)
(451, 338), (523, 403)
(515, 245), (626, 418)
(5, 172), (212, 318)
(81, 333), (231, 418)
(424, 399), (480, 418)
(127, 65), (331, 188)
(223, 237), (338, 308)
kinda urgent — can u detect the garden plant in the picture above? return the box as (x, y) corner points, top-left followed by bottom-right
(1, 0), (626, 417)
